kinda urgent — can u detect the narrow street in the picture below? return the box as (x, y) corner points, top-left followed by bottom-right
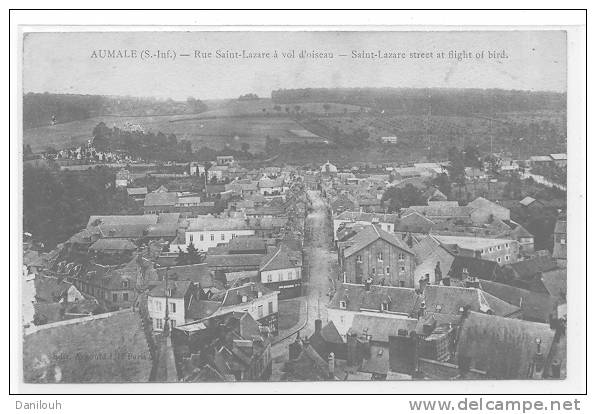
(269, 190), (338, 377)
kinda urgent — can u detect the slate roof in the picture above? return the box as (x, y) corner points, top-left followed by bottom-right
(156, 264), (214, 288)
(259, 246), (302, 272)
(334, 211), (400, 223)
(144, 192), (178, 207)
(228, 237), (267, 253)
(127, 187), (148, 196)
(448, 256), (503, 281)
(456, 311), (555, 379)
(343, 225), (413, 258)
(507, 256), (558, 280)
(89, 238), (137, 251)
(349, 314), (418, 343)
(206, 254), (264, 269)
(479, 279), (557, 322)
(188, 217), (250, 231)
(329, 283), (419, 315)
(149, 280), (193, 299)
(423, 285), (520, 317)
(186, 298), (222, 321)
(87, 215), (158, 228)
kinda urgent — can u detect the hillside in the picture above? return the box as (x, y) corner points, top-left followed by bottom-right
(271, 87), (566, 116)
(23, 93), (208, 129)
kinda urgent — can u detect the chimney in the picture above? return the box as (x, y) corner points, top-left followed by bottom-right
(328, 352), (335, 378)
(465, 276), (480, 289)
(364, 277), (373, 291)
(314, 319), (322, 335)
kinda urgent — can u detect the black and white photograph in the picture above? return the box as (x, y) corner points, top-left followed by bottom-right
(9, 10), (587, 400)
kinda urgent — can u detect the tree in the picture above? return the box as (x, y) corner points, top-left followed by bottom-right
(381, 184), (425, 213)
(175, 247), (188, 266)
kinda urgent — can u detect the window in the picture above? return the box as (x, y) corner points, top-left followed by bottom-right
(268, 301), (274, 314)
(377, 252), (383, 261)
(372, 267), (376, 274)
(112, 293), (118, 302)
(267, 274), (272, 283)
(505, 243), (509, 248)
(156, 318), (163, 330)
(231, 233), (236, 239)
(123, 293), (129, 302)
(287, 271), (292, 280)
(381, 302), (388, 311)
(171, 320), (176, 328)
(221, 233), (225, 241)
(170, 303), (176, 313)
(505, 255), (510, 261)
(398, 253), (405, 260)
(497, 245), (502, 250)
(560, 238), (566, 245)
(210, 234), (215, 241)
(386, 266), (390, 274)
(497, 257), (502, 263)
(279, 272), (283, 281)
(339, 300), (347, 309)
(156, 301), (162, 312)
(258, 305), (264, 318)
(190, 234), (194, 243)
(400, 266), (405, 272)
(122, 280), (129, 289)
(200, 234), (204, 241)
(356, 255), (362, 262)
(489, 247), (493, 252)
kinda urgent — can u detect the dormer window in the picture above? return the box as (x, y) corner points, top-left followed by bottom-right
(398, 253), (405, 261)
(339, 300), (347, 310)
(166, 288), (174, 297)
(377, 252), (383, 262)
(356, 255), (362, 263)
(381, 302), (389, 311)
(122, 280), (129, 289)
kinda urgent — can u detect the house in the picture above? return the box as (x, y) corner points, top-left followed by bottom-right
(321, 160), (338, 174)
(380, 136), (398, 144)
(447, 255), (505, 283)
(332, 211), (399, 242)
(143, 191), (178, 214)
(259, 245), (303, 299)
(216, 155), (234, 166)
(115, 168), (131, 187)
(172, 311), (272, 381)
(23, 309), (155, 383)
(258, 177), (286, 196)
(404, 204), (474, 222)
(147, 280), (197, 331)
(186, 282), (279, 333)
(126, 187), (148, 202)
(327, 283), (420, 337)
(529, 155), (554, 166)
(456, 312), (559, 379)
(329, 194), (358, 215)
(189, 162), (206, 176)
(205, 254), (264, 274)
(549, 153), (567, 167)
(283, 334), (337, 381)
(309, 319), (347, 361)
(394, 212), (435, 235)
(553, 219), (567, 267)
(467, 197), (510, 223)
(177, 217), (255, 252)
(412, 235), (455, 287)
(434, 235), (520, 265)
(207, 165), (228, 180)
(340, 225), (415, 287)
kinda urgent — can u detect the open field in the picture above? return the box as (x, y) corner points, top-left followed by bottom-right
(23, 113), (327, 153)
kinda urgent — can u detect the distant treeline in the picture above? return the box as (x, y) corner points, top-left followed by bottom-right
(23, 93), (208, 129)
(271, 88), (566, 115)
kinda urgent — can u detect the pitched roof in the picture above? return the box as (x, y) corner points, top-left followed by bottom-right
(448, 256), (502, 281)
(456, 312), (555, 379)
(423, 285), (520, 317)
(349, 314), (418, 343)
(144, 192), (178, 207)
(156, 264), (214, 288)
(89, 238), (137, 251)
(343, 225), (413, 258)
(149, 280), (193, 298)
(87, 215), (158, 228)
(508, 256), (558, 280)
(206, 254), (264, 269)
(259, 246), (302, 272)
(188, 217), (250, 231)
(126, 187), (148, 196)
(329, 283), (419, 315)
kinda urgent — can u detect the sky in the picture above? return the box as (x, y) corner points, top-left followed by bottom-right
(22, 30), (567, 100)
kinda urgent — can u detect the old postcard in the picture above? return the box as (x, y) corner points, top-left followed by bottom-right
(12, 21), (585, 395)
